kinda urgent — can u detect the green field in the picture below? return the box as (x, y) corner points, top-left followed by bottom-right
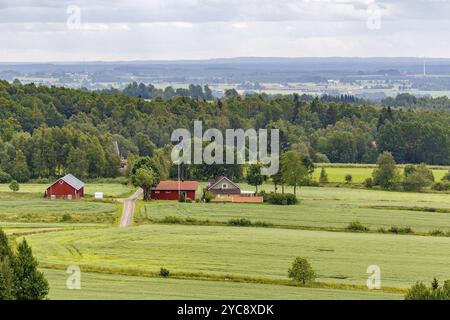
(0, 183), (132, 198)
(139, 186), (450, 233)
(42, 268), (402, 300)
(312, 167), (448, 183)
(22, 224), (450, 288)
(0, 199), (119, 224)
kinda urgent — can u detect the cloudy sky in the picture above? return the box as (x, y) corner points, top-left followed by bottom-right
(1, 0), (449, 62)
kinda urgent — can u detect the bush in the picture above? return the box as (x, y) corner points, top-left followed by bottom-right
(195, 198), (201, 203)
(345, 174), (353, 184)
(203, 192), (216, 203)
(288, 257), (316, 284)
(61, 214), (72, 222)
(227, 218), (252, 227)
(403, 164), (434, 192)
(178, 192), (186, 203)
(0, 171), (12, 183)
(159, 268), (170, 278)
(186, 198), (192, 203)
(264, 193), (298, 205)
(432, 181), (450, 191)
(8, 180), (19, 192)
(405, 279), (450, 300)
(430, 229), (445, 237)
(364, 177), (373, 189)
(347, 221), (369, 232)
(388, 226), (413, 234)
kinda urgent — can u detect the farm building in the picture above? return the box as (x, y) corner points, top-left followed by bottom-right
(206, 176), (263, 203)
(151, 181), (198, 201)
(46, 174), (84, 199)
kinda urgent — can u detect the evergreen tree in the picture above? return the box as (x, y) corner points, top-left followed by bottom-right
(12, 239), (49, 300)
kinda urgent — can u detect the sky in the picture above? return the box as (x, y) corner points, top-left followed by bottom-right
(1, 0), (450, 62)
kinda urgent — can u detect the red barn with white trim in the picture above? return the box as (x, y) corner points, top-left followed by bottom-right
(46, 174), (85, 199)
(151, 181), (198, 201)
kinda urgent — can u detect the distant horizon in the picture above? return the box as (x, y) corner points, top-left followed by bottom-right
(1, 56), (450, 65)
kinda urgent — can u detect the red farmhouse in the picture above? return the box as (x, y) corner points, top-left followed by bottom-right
(151, 181), (198, 201)
(46, 174), (85, 199)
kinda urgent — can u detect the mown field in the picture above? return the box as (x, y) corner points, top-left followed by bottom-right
(311, 166), (448, 183)
(3, 175), (449, 299)
(138, 187), (450, 233)
(42, 268), (402, 300)
(0, 183), (132, 198)
(0, 183), (128, 228)
(22, 224), (450, 289)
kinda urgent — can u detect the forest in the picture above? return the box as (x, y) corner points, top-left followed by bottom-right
(0, 80), (449, 183)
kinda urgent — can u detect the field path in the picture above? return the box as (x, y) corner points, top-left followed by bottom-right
(119, 188), (143, 228)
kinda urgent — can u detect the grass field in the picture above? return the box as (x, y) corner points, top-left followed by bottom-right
(22, 224), (450, 288)
(0, 199), (119, 224)
(312, 167), (448, 183)
(42, 268), (402, 300)
(138, 186), (450, 233)
(0, 183), (132, 198)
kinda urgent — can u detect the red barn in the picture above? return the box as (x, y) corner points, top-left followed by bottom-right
(151, 181), (198, 201)
(46, 174), (85, 199)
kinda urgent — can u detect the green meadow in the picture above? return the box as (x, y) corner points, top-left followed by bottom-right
(22, 224), (450, 289)
(0, 183), (132, 198)
(311, 166), (448, 183)
(42, 268), (402, 300)
(2, 173), (449, 299)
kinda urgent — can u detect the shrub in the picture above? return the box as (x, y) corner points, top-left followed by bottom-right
(347, 221), (369, 232)
(288, 257), (316, 284)
(430, 230), (445, 237)
(159, 268), (170, 278)
(203, 192), (216, 203)
(364, 178), (373, 189)
(195, 198), (201, 203)
(403, 164), (434, 192)
(61, 214), (72, 222)
(186, 198), (192, 203)
(264, 193), (298, 205)
(160, 216), (184, 224)
(178, 192), (186, 203)
(405, 279), (450, 300)
(8, 180), (19, 192)
(388, 226), (413, 234)
(345, 174), (353, 184)
(314, 153), (330, 163)
(0, 171), (12, 183)
(432, 181), (450, 191)
(227, 218), (252, 227)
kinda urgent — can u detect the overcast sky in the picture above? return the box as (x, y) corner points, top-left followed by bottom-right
(1, 0), (450, 62)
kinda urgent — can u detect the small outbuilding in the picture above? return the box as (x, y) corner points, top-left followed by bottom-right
(151, 181), (198, 201)
(46, 174), (85, 199)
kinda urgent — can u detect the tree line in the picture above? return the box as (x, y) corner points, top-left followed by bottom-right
(0, 80), (448, 182)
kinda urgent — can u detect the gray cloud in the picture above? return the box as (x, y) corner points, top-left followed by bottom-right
(0, 0), (449, 61)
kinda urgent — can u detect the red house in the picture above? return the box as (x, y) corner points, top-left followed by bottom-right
(46, 174), (85, 199)
(151, 181), (198, 201)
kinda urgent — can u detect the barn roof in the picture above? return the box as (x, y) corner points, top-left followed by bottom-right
(151, 181), (198, 191)
(59, 174), (84, 190)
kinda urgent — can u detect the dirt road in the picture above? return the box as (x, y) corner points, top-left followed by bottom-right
(119, 188), (143, 228)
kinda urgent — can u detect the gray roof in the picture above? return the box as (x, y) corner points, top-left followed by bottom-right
(60, 174), (84, 190)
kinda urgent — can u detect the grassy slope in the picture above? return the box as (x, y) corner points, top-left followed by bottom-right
(23, 224), (450, 288)
(139, 187), (450, 232)
(43, 268), (401, 300)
